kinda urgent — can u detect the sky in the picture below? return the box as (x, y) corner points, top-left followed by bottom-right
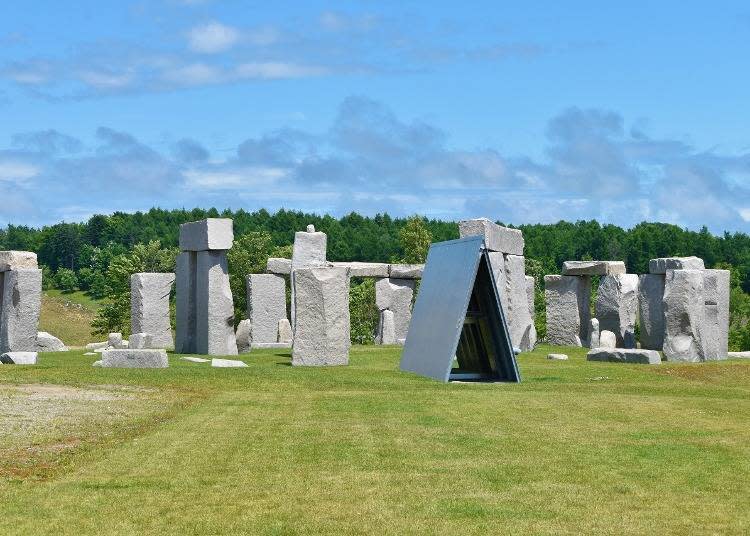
(1, 1), (749, 232)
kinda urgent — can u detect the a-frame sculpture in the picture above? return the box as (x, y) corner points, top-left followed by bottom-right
(400, 236), (521, 383)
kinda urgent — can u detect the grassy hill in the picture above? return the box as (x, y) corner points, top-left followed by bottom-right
(39, 290), (102, 347)
(0, 344), (748, 534)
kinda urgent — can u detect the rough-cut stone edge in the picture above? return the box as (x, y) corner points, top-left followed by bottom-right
(458, 218), (525, 255)
(561, 260), (626, 276)
(0, 251), (38, 271)
(388, 264), (424, 279)
(649, 257), (705, 274)
(266, 257), (292, 275)
(331, 262), (390, 277)
(179, 218), (234, 251)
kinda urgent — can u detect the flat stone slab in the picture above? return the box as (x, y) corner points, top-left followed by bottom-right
(587, 348), (661, 365)
(84, 352), (96, 356)
(211, 358), (248, 367)
(458, 218), (524, 255)
(181, 356), (210, 363)
(0, 351), (38, 364)
(649, 257), (705, 274)
(101, 349), (168, 368)
(388, 264), (424, 279)
(92, 360), (102, 367)
(86, 341), (109, 350)
(547, 353), (569, 360)
(728, 352), (750, 359)
(331, 262), (390, 278)
(266, 257), (292, 275)
(252, 342), (292, 349)
(0, 251), (38, 271)
(562, 261), (626, 276)
(179, 218), (234, 251)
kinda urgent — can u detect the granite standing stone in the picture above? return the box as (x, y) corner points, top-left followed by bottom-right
(235, 319), (252, 353)
(277, 318), (293, 344)
(247, 274), (287, 345)
(649, 257), (705, 274)
(638, 274), (665, 350)
(703, 269), (730, 360)
(131, 272), (175, 350)
(663, 269), (705, 362)
(504, 255), (535, 351)
(525, 275), (538, 349)
(292, 267), (350, 366)
(544, 275), (591, 346)
(196, 250), (238, 355)
(588, 318), (600, 348)
(175, 251), (197, 353)
(376, 309), (397, 345)
(102, 349), (168, 368)
(595, 274), (639, 348)
(562, 261), (626, 276)
(0, 269), (42, 353)
(458, 218), (524, 255)
(375, 278), (415, 342)
(290, 226), (328, 327)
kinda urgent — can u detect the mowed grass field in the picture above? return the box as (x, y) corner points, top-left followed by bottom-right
(0, 345), (749, 535)
(39, 290), (101, 347)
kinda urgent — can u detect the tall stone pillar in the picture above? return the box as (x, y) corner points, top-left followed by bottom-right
(131, 272), (175, 349)
(290, 224), (327, 328)
(663, 269), (705, 362)
(544, 275), (591, 347)
(638, 274), (665, 350)
(0, 252), (42, 353)
(175, 219), (237, 355)
(246, 273), (288, 346)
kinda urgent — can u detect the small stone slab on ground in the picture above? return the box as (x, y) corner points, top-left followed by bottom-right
(92, 360), (102, 367)
(211, 358), (248, 368)
(181, 356), (210, 363)
(587, 348), (661, 365)
(84, 352), (97, 356)
(0, 352), (38, 364)
(252, 342), (292, 349)
(547, 353), (569, 360)
(728, 351), (750, 359)
(102, 349), (168, 368)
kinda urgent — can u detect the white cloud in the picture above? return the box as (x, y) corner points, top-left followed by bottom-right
(78, 70), (134, 89)
(188, 21), (240, 53)
(234, 62), (328, 80)
(162, 62), (221, 85)
(0, 160), (39, 183)
(184, 166), (288, 189)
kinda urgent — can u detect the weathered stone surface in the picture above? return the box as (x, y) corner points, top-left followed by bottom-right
(702, 304), (721, 361)
(488, 251), (507, 310)
(86, 341), (108, 351)
(388, 264), (424, 279)
(595, 274), (639, 348)
(277, 318), (292, 344)
(131, 272), (175, 350)
(544, 275), (591, 346)
(547, 353), (568, 360)
(181, 356), (210, 363)
(179, 218), (234, 251)
(376, 309), (397, 344)
(0, 251), (38, 271)
(649, 257), (705, 274)
(458, 218), (524, 255)
(253, 342), (292, 349)
(266, 257), (292, 275)
(292, 267), (350, 366)
(331, 262), (390, 278)
(525, 275), (538, 349)
(0, 269), (42, 353)
(247, 274), (287, 344)
(504, 255), (535, 351)
(211, 358), (248, 367)
(638, 274), (665, 350)
(235, 319), (251, 354)
(129, 333), (153, 350)
(0, 351), (38, 364)
(36, 331), (67, 352)
(600, 330), (617, 349)
(101, 349), (168, 368)
(663, 269), (705, 362)
(375, 278), (415, 342)
(175, 251), (197, 353)
(588, 318), (600, 348)
(586, 348), (661, 365)
(562, 260), (626, 276)
(196, 250), (238, 355)
(290, 227), (328, 327)
(703, 269), (730, 360)
(108, 333), (124, 348)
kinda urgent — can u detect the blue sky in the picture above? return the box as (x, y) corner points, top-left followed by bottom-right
(1, 1), (749, 232)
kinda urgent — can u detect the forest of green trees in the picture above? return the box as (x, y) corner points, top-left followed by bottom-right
(2, 207), (750, 350)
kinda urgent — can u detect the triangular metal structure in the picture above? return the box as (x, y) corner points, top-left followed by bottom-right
(400, 236), (521, 383)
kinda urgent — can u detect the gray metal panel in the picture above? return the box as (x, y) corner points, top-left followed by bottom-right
(400, 235), (520, 383)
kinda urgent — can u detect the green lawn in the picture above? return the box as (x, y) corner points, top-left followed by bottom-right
(0, 344), (748, 535)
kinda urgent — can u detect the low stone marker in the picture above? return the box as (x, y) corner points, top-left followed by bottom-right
(0, 351), (38, 364)
(376, 309), (397, 345)
(599, 330), (617, 349)
(595, 274), (639, 348)
(101, 349), (168, 368)
(181, 356), (210, 363)
(235, 319), (252, 353)
(36, 331), (68, 352)
(586, 348), (661, 365)
(547, 353), (568, 360)
(562, 261), (626, 276)
(277, 319), (293, 344)
(129, 333), (153, 349)
(211, 358), (248, 368)
(108, 332), (124, 348)
(588, 318), (600, 348)
(292, 266), (350, 366)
